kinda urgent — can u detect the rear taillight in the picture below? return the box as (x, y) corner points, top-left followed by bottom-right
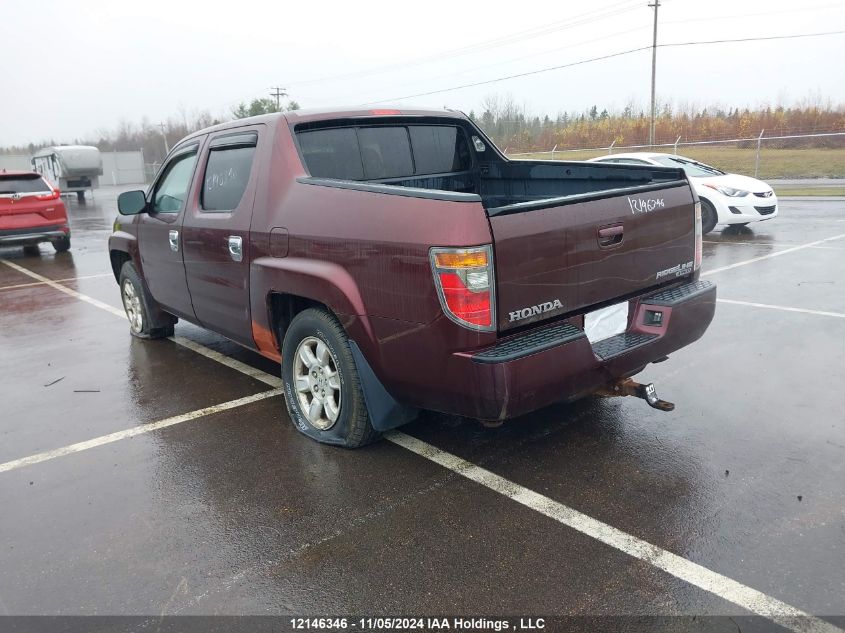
(430, 245), (495, 331)
(694, 200), (703, 271)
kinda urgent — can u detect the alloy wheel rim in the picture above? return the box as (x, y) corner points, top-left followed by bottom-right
(293, 336), (341, 430)
(122, 280), (143, 333)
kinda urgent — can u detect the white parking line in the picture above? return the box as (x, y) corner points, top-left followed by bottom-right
(1, 259), (126, 317)
(2, 258), (840, 631)
(704, 241), (845, 251)
(387, 432), (842, 633)
(718, 299), (845, 319)
(171, 335), (282, 388)
(702, 233), (845, 276)
(0, 259), (283, 386)
(704, 240), (771, 245)
(0, 389), (282, 474)
(0, 272), (112, 291)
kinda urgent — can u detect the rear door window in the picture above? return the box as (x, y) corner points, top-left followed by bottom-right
(357, 127), (414, 179)
(0, 175), (51, 195)
(409, 126), (470, 173)
(201, 133), (258, 211)
(298, 128), (364, 180)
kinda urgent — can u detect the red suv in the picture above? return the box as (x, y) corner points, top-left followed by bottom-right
(0, 170), (71, 254)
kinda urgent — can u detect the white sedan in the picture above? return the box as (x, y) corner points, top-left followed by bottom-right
(588, 152), (778, 234)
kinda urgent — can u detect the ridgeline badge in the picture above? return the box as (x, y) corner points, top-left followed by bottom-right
(656, 261), (693, 279)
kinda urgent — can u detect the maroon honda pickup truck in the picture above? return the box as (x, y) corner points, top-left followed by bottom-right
(108, 107), (716, 447)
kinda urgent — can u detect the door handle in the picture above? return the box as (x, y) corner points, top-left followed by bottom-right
(598, 224), (624, 247)
(228, 235), (243, 262)
(168, 230), (179, 252)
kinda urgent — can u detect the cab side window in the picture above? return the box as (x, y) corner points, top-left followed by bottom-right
(201, 133), (258, 212)
(153, 149), (198, 213)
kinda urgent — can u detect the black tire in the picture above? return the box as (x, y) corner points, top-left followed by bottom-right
(281, 308), (379, 448)
(76, 191), (86, 204)
(700, 198), (718, 234)
(22, 244), (41, 256)
(118, 262), (175, 339)
(52, 236), (71, 253)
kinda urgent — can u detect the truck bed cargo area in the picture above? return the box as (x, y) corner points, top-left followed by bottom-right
(293, 116), (686, 213)
(379, 159), (686, 214)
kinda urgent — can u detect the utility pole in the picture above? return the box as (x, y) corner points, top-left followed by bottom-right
(158, 122), (169, 154)
(648, 0), (660, 147)
(270, 86), (287, 111)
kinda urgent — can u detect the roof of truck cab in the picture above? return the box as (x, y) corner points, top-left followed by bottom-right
(283, 106), (464, 123)
(177, 107), (467, 146)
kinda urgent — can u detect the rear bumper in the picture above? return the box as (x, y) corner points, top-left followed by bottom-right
(433, 279), (717, 420)
(0, 224), (70, 245)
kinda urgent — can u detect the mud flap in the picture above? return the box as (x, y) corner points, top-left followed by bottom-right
(349, 340), (419, 431)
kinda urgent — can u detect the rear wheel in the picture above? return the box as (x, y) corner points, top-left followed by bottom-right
(22, 244), (40, 256)
(76, 191), (86, 204)
(52, 236), (71, 253)
(700, 198), (718, 234)
(281, 308), (379, 448)
(118, 262), (175, 339)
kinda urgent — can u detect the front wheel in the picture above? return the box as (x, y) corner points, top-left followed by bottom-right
(700, 199), (718, 234)
(118, 262), (174, 339)
(281, 308), (378, 448)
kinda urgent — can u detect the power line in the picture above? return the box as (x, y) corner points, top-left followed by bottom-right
(659, 30), (845, 48)
(287, 0), (642, 88)
(367, 24), (651, 95)
(364, 29), (845, 105)
(362, 47), (651, 105)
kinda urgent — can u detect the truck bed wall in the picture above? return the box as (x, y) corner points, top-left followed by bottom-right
(378, 160), (684, 211)
(477, 160), (683, 210)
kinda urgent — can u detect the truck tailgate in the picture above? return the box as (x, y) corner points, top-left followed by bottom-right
(490, 182), (695, 332)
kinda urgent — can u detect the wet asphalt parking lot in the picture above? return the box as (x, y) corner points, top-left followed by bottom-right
(1, 186), (843, 632)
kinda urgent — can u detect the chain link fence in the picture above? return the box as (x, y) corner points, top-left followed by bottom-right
(506, 131), (845, 179)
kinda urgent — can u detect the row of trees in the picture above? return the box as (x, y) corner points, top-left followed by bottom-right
(470, 94), (845, 152)
(1, 95), (300, 166)
(4, 93), (843, 162)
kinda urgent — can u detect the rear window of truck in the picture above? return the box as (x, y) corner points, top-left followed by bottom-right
(297, 124), (470, 181)
(0, 175), (51, 194)
(298, 128), (364, 180)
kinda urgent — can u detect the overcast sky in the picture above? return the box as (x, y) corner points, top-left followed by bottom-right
(2, 0), (843, 146)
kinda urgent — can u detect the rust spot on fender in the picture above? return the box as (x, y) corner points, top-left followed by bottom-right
(252, 321), (281, 362)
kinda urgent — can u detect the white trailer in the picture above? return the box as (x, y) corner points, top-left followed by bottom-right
(32, 145), (103, 203)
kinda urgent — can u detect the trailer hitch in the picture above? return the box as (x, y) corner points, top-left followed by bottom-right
(595, 378), (675, 411)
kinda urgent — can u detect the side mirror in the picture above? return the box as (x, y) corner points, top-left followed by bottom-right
(117, 190), (147, 215)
